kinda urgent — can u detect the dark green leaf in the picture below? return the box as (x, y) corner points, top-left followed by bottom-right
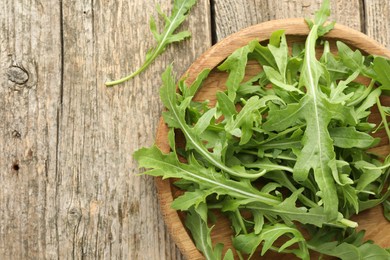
(106, 0), (197, 85)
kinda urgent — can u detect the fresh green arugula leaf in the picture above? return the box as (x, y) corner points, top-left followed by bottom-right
(338, 184), (359, 214)
(353, 160), (383, 192)
(160, 65), (268, 179)
(106, 0), (197, 86)
(294, 10), (339, 220)
(218, 40), (258, 100)
(329, 127), (378, 149)
(233, 223), (309, 259)
(268, 30), (288, 78)
(263, 66), (303, 94)
(383, 199), (390, 221)
(185, 206), (222, 260)
(134, 146), (281, 206)
(373, 56), (390, 89)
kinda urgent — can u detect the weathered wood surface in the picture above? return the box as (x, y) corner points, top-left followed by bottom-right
(0, 1), (388, 260)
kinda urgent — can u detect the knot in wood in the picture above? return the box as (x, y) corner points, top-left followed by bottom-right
(68, 207), (82, 223)
(11, 130), (21, 138)
(7, 65), (29, 85)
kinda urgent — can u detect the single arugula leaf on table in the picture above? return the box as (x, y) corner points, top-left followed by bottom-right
(106, 0), (197, 86)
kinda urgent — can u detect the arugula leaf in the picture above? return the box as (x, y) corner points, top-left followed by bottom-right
(329, 127), (378, 149)
(106, 0), (197, 86)
(233, 224), (309, 259)
(262, 103), (303, 131)
(220, 189), (329, 228)
(310, 240), (390, 260)
(353, 161), (383, 192)
(160, 65), (270, 179)
(293, 9), (339, 220)
(338, 184), (359, 214)
(384, 199), (390, 221)
(263, 66), (303, 94)
(134, 146), (281, 206)
(185, 206), (222, 260)
(373, 56), (390, 89)
(218, 40), (258, 100)
(337, 42), (365, 72)
(224, 95), (283, 145)
(377, 97), (390, 141)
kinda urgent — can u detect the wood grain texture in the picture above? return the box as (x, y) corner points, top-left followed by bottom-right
(213, 0), (363, 41)
(0, 0), (62, 259)
(364, 0), (390, 49)
(0, 0), (211, 259)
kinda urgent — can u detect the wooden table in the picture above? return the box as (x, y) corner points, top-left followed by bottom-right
(0, 0), (389, 259)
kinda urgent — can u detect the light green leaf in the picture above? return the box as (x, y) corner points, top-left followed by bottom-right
(218, 40), (258, 100)
(329, 127), (378, 149)
(232, 233), (262, 257)
(259, 224), (309, 258)
(373, 56), (390, 90)
(293, 19), (339, 220)
(193, 108), (216, 135)
(263, 66), (303, 94)
(216, 91), (236, 121)
(183, 68), (211, 98)
(252, 210), (264, 234)
(337, 41), (364, 72)
(268, 31), (288, 78)
(172, 189), (213, 210)
(329, 70), (359, 103)
(185, 207), (218, 260)
(358, 243), (390, 260)
(355, 88), (381, 119)
(339, 184), (359, 214)
(262, 103), (303, 131)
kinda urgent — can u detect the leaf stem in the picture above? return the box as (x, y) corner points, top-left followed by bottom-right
(338, 218), (358, 228)
(241, 150), (297, 161)
(236, 209), (248, 234)
(105, 64), (150, 86)
(376, 97), (390, 142)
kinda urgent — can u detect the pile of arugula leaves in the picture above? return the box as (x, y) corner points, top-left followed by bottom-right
(134, 0), (390, 259)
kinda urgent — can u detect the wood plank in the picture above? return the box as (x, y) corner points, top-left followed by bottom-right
(0, 0), (211, 259)
(0, 0), (62, 259)
(213, 0), (363, 41)
(57, 0), (211, 259)
(364, 0), (390, 48)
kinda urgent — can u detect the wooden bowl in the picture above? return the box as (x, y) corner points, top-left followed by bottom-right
(155, 18), (390, 259)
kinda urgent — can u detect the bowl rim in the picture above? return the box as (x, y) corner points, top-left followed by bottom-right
(154, 17), (390, 259)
